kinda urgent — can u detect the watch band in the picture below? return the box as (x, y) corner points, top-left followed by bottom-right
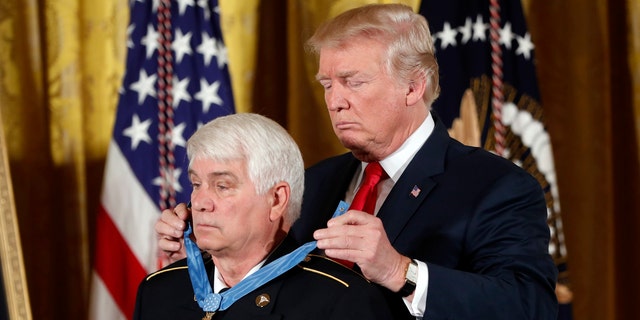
(398, 259), (417, 297)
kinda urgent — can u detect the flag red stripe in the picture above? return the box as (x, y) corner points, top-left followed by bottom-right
(95, 204), (147, 319)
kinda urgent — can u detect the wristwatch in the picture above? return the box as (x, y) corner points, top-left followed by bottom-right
(399, 259), (418, 297)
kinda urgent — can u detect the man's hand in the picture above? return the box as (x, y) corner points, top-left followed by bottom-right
(313, 210), (409, 293)
(156, 202), (190, 266)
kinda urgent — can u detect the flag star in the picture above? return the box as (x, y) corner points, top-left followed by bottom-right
(170, 122), (187, 148)
(153, 167), (184, 193)
(515, 32), (534, 60)
(437, 22), (458, 49)
(197, 32), (219, 66)
(472, 14), (488, 41)
(129, 69), (157, 105)
(195, 79), (222, 113)
(127, 24), (135, 48)
(119, 71), (128, 94)
(215, 41), (229, 69)
(172, 29), (193, 63)
(141, 24), (159, 59)
(198, 0), (211, 20)
(176, 0), (195, 16)
(151, 0), (159, 12)
(458, 18), (473, 44)
(499, 22), (515, 49)
(123, 114), (152, 150)
(172, 76), (192, 108)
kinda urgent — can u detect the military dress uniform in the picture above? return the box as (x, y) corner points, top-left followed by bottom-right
(133, 236), (394, 320)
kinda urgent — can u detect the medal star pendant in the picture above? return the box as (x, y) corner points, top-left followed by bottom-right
(202, 312), (214, 320)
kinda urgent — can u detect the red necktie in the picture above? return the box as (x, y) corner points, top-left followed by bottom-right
(335, 162), (387, 269)
(349, 162), (387, 215)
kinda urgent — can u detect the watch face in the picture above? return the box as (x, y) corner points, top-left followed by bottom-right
(400, 260), (418, 297)
(406, 261), (418, 283)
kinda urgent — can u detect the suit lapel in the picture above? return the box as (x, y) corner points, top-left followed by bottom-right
(321, 154), (360, 214)
(378, 114), (451, 244)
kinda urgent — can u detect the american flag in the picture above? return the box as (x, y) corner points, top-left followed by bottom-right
(89, 0), (234, 319)
(419, 0), (572, 318)
(410, 185), (421, 198)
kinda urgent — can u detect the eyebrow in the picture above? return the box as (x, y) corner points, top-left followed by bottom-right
(315, 70), (359, 81)
(188, 169), (238, 181)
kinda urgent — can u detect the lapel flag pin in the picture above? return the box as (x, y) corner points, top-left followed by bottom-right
(410, 185), (421, 198)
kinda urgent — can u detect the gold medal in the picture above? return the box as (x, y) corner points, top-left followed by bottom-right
(202, 312), (214, 320)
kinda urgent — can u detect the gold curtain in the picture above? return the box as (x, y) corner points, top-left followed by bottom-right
(527, 1), (640, 319)
(630, 0), (640, 158)
(0, 0), (128, 318)
(0, 0), (639, 319)
(218, 0), (259, 114)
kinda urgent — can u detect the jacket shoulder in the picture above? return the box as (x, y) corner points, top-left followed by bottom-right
(143, 254), (213, 282)
(297, 253), (369, 288)
(144, 263), (188, 282)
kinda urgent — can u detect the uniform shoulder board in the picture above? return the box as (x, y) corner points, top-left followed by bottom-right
(145, 265), (187, 281)
(145, 252), (213, 281)
(297, 253), (370, 287)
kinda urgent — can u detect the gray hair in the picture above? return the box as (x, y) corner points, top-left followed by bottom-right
(306, 3), (440, 107)
(186, 113), (304, 224)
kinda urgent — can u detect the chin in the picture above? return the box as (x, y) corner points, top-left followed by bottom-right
(195, 237), (224, 251)
(337, 136), (360, 150)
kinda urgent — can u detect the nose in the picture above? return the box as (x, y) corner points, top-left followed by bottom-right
(191, 189), (213, 212)
(326, 88), (348, 112)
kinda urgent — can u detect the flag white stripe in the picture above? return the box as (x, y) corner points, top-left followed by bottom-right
(101, 140), (160, 272)
(89, 272), (127, 320)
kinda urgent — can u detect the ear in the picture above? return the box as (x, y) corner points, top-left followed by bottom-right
(268, 182), (290, 222)
(406, 73), (427, 106)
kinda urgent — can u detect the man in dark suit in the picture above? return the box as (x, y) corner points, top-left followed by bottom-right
(135, 113), (393, 319)
(156, 4), (558, 319)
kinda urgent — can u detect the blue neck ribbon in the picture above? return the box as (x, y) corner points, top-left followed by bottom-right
(184, 201), (349, 312)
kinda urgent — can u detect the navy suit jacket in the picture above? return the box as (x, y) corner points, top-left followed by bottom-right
(291, 113), (559, 319)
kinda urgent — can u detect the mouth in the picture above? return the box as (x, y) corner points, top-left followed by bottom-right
(334, 121), (357, 130)
(194, 222), (218, 232)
